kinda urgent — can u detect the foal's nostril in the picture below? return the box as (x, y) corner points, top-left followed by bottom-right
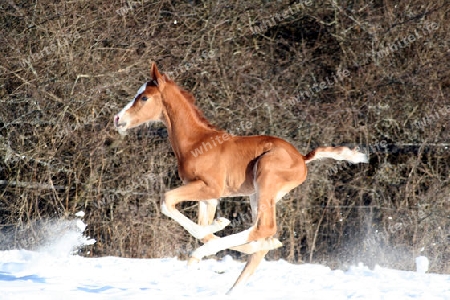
(114, 115), (120, 127)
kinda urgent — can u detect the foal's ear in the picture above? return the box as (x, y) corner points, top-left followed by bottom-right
(150, 62), (162, 80)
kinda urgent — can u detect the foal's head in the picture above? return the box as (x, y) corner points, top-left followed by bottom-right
(114, 63), (167, 134)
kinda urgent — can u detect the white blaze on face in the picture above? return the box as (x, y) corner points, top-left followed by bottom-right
(117, 82), (148, 119)
(134, 82), (148, 100)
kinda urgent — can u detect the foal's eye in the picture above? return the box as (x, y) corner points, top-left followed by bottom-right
(141, 96), (148, 101)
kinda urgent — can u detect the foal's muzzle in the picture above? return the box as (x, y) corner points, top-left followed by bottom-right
(114, 115), (127, 135)
(114, 115), (124, 128)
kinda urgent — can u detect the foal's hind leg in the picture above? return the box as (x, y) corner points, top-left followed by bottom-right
(161, 181), (230, 240)
(227, 249), (269, 294)
(228, 193), (282, 254)
(188, 183), (285, 261)
(228, 150), (305, 291)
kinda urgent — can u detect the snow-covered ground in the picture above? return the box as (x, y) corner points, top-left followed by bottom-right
(0, 216), (449, 300)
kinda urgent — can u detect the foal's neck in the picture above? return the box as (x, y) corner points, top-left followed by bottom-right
(160, 85), (221, 159)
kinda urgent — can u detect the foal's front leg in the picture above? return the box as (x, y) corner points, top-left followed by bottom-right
(198, 199), (220, 243)
(161, 181), (230, 240)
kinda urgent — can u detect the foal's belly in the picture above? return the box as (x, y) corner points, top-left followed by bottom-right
(222, 174), (255, 197)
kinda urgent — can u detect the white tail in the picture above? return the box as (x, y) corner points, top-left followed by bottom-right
(304, 146), (368, 164)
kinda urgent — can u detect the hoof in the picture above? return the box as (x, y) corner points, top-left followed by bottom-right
(230, 243), (257, 255)
(200, 233), (219, 244)
(212, 217), (230, 231)
(191, 217), (230, 240)
(230, 238), (283, 254)
(264, 238), (283, 250)
(272, 238), (283, 249)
